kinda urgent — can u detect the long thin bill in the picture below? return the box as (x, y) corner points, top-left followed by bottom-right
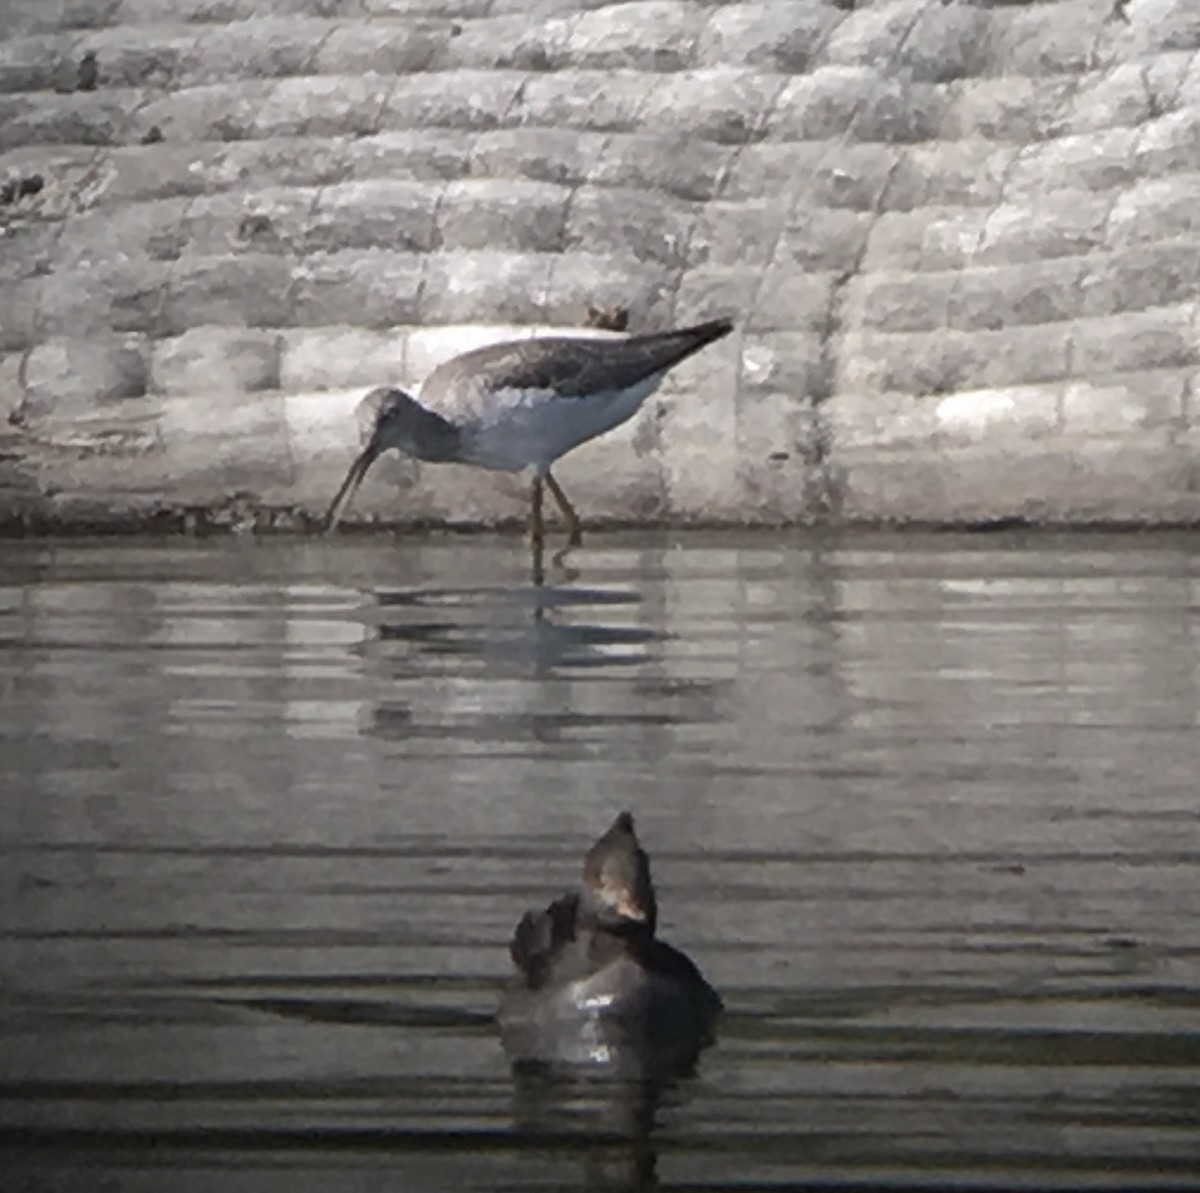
(324, 443), (380, 533)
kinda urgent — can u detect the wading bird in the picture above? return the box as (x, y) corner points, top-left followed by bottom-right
(324, 318), (734, 546)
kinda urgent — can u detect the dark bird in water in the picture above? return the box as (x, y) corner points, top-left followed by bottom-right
(324, 318), (734, 546)
(499, 812), (721, 1071)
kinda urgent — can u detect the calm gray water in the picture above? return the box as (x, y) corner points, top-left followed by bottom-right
(1, 530), (1199, 1191)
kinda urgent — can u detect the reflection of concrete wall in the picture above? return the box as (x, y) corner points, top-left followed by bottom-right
(0, 0), (1198, 529)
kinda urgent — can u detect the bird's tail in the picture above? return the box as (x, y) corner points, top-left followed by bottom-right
(626, 317), (735, 371)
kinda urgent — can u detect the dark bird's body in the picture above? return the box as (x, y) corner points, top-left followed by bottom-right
(325, 318), (734, 545)
(499, 812), (721, 1073)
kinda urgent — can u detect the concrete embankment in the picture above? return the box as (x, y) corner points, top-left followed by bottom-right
(1, 0), (1198, 530)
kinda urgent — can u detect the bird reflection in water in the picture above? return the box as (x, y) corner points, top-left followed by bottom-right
(361, 568), (662, 682)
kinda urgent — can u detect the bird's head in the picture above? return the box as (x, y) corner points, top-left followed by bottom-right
(324, 387), (458, 532)
(580, 811), (658, 936)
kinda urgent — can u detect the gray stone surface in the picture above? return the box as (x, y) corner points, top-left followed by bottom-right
(2, 0), (1200, 530)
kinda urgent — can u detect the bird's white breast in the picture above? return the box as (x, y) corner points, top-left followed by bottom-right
(454, 375), (662, 473)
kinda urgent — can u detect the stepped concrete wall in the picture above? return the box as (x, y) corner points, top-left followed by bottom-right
(1, 0), (1198, 531)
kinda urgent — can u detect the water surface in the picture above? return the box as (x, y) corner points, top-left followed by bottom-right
(2, 530), (1199, 1190)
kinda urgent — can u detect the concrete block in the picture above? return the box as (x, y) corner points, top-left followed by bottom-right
(95, 144), (225, 205)
(860, 210), (963, 273)
(719, 142), (825, 203)
(158, 254), (294, 334)
(20, 334), (149, 422)
(585, 132), (731, 202)
(251, 74), (388, 138)
(779, 209), (871, 273)
(0, 34), (77, 94)
(746, 269), (835, 333)
(385, 69), (527, 132)
(974, 194), (1111, 265)
(696, 2), (840, 72)
(1108, 174), (1200, 248)
(419, 251), (554, 324)
(1067, 62), (1165, 134)
(566, 2), (698, 71)
(177, 188), (314, 257)
(739, 331), (823, 398)
(842, 272), (955, 334)
(828, 389), (941, 453)
(637, 69), (788, 145)
(913, 210), (992, 271)
(564, 186), (692, 268)
(988, 0), (1108, 76)
(0, 352), (21, 421)
(0, 91), (138, 151)
(1072, 307), (1199, 376)
(897, 2), (992, 83)
(660, 337), (741, 520)
(893, 142), (1020, 210)
(437, 179), (569, 253)
(200, 137), (347, 192)
(1129, 0), (1200, 54)
(934, 384), (1061, 447)
(517, 70), (660, 133)
(1080, 241), (1200, 316)
(56, 195), (191, 265)
(470, 128), (593, 188)
(1061, 371), (1188, 437)
(38, 259), (172, 337)
(1134, 109), (1200, 178)
(171, 19), (328, 88)
(158, 389), (292, 495)
(807, 144), (900, 211)
(674, 266), (760, 327)
(544, 252), (676, 329)
(342, 129), (474, 183)
(838, 323), (1072, 397)
(0, 280), (40, 351)
(0, 221), (62, 283)
(308, 179), (442, 255)
(833, 440), (1200, 525)
(770, 66), (877, 140)
(837, 329), (960, 397)
(735, 389), (816, 522)
(850, 79), (946, 145)
(132, 80), (277, 143)
(437, 13), (573, 71)
(80, 27), (198, 88)
(946, 76), (1075, 142)
(1004, 127), (1143, 198)
(958, 325), (1073, 392)
(280, 327), (408, 393)
(823, 0), (923, 65)
(360, 0), (491, 15)
(288, 251), (426, 329)
(313, 22), (441, 75)
(151, 327), (280, 397)
(947, 259), (1089, 332)
(687, 201), (791, 270)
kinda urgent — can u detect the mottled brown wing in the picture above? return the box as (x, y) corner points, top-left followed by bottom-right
(510, 892), (580, 988)
(421, 319), (733, 412)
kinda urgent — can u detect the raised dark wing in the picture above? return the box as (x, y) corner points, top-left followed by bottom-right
(509, 891), (580, 988)
(422, 318), (733, 410)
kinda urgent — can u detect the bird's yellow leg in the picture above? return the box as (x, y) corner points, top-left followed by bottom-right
(545, 471), (583, 547)
(529, 474), (545, 547)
